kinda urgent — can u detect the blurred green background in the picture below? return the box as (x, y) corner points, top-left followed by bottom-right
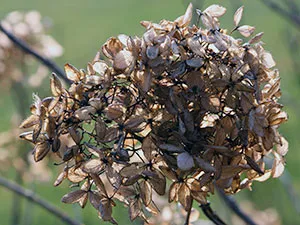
(0, 0), (299, 224)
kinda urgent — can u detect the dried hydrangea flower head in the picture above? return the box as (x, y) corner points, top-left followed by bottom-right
(20, 3), (288, 224)
(0, 11), (63, 87)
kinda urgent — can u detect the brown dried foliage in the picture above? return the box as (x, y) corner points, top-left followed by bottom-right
(20, 4), (288, 224)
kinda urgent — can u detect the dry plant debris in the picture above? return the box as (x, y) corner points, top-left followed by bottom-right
(20, 3), (288, 224)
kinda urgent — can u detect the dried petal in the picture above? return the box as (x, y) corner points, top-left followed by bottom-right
(64, 63), (80, 82)
(234, 6), (244, 27)
(237, 25), (255, 37)
(204, 4), (226, 18)
(61, 190), (87, 204)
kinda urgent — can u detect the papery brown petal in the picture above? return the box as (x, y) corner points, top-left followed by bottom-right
(83, 159), (104, 174)
(249, 32), (264, 44)
(106, 166), (122, 189)
(54, 170), (67, 186)
(102, 37), (123, 59)
(99, 198), (116, 223)
(123, 174), (143, 186)
(67, 167), (87, 183)
(148, 170), (166, 195)
(105, 103), (125, 120)
(103, 127), (119, 143)
(33, 141), (50, 162)
(145, 201), (159, 215)
(90, 174), (108, 197)
(269, 111), (288, 126)
(124, 116), (146, 132)
(64, 63), (80, 82)
(214, 126), (226, 146)
(191, 191), (207, 204)
(220, 166), (243, 179)
(120, 163), (143, 177)
(113, 50), (134, 71)
(159, 166), (177, 181)
(199, 172), (213, 187)
(32, 122), (42, 143)
(85, 143), (103, 157)
(95, 117), (106, 141)
(63, 145), (79, 161)
(139, 180), (152, 206)
(237, 25), (255, 37)
(50, 73), (63, 96)
(234, 6), (244, 27)
(20, 115), (40, 129)
(19, 131), (34, 142)
(78, 193), (88, 208)
(175, 3), (193, 27)
(254, 170), (271, 182)
(89, 191), (103, 210)
(276, 136), (288, 156)
(129, 198), (142, 221)
(271, 154), (285, 178)
(169, 182), (180, 203)
(204, 4), (226, 18)
(178, 183), (192, 211)
(61, 190), (87, 204)
(141, 69), (152, 93)
(262, 51), (276, 68)
(92, 60), (108, 76)
(44, 116), (56, 139)
(84, 75), (102, 86)
(74, 106), (96, 121)
(142, 136), (156, 161)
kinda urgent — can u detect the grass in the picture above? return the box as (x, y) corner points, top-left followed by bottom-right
(0, 0), (300, 224)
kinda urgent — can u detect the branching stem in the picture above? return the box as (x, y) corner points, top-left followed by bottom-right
(0, 176), (83, 225)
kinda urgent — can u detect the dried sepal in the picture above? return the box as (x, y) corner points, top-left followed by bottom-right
(50, 73), (63, 96)
(33, 141), (50, 162)
(234, 6), (244, 27)
(204, 4), (226, 18)
(64, 63), (81, 82)
(237, 25), (255, 37)
(61, 190), (87, 204)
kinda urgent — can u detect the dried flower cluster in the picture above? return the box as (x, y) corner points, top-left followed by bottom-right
(0, 10), (63, 87)
(20, 4), (288, 224)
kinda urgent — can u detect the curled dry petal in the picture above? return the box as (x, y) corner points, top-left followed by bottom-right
(33, 141), (51, 162)
(65, 63), (81, 82)
(50, 73), (63, 96)
(92, 60), (108, 76)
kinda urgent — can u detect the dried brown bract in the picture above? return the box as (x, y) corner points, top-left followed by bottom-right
(20, 3), (288, 224)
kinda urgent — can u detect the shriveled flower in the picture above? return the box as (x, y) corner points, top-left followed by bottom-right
(20, 3), (288, 224)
